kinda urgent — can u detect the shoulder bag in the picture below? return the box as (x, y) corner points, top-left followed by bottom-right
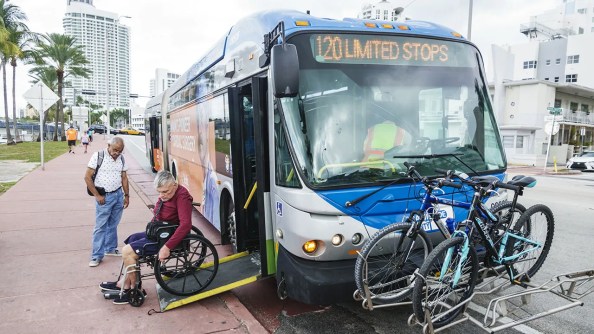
(146, 200), (177, 242)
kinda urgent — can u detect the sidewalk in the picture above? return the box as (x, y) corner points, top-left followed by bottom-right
(0, 137), (267, 334)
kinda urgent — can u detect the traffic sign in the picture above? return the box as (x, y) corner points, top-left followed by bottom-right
(547, 107), (563, 115)
(544, 122), (560, 135)
(544, 115), (563, 122)
(23, 82), (59, 112)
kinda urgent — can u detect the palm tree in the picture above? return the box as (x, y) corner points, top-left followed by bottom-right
(30, 33), (90, 141)
(28, 65), (57, 139)
(0, 0), (27, 145)
(8, 27), (37, 142)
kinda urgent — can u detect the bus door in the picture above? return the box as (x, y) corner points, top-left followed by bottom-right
(148, 116), (161, 172)
(228, 77), (271, 275)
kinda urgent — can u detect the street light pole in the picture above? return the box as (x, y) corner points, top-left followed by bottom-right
(467, 0), (473, 41)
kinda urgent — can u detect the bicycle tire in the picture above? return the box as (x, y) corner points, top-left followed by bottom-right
(505, 204), (554, 280)
(490, 200), (526, 230)
(412, 236), (479, 329)
(354, 222), (432, 304)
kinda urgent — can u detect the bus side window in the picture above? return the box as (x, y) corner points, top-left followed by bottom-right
(274, 102), (301, 188)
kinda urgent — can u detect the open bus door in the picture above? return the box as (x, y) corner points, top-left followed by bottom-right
(155, 77), (271, 311)
(147, 116), (161, 172)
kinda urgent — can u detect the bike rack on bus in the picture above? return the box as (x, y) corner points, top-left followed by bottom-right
(406, 268), (594, 334)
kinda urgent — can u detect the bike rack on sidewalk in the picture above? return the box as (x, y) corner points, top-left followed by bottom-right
(407, 268), (594, 334)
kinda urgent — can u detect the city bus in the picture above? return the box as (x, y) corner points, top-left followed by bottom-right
(145, 10), (507, 305)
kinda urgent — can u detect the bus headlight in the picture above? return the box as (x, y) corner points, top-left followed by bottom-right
(276, 229), (283, 239)
(351, 233), (363, 245)
(302, 240), (318, 253)
(331, 234), (343, 246)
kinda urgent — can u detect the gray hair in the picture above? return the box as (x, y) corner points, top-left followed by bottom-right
(108, 136), (124, 146)
(154, 170), (177, 188)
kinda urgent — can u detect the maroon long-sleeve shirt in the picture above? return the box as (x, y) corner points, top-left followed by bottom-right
(153, 185), (193, 249)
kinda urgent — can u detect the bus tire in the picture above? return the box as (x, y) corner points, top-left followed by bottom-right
(221, 195), (238, 253)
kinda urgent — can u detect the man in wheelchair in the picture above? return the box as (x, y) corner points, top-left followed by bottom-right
(100, 170), (193, 304)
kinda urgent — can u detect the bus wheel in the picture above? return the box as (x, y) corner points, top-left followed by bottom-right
(224, 199), (238, 252)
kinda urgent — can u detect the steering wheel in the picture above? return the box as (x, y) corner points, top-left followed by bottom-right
(414, 136), (460, 153)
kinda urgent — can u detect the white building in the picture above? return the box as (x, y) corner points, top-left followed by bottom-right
(358, 0), (404, 21)
(63, 0), (131, 111)
(149, 68), (180, 97)
(129, 101), (145, 130)
(491, 0), (594, 165)
(521, 0), (594, 39)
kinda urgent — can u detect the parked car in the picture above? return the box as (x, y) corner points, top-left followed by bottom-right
(566, 151), (594, 171)
(118, 126), (143, 135)
(88, 124), (106, 134)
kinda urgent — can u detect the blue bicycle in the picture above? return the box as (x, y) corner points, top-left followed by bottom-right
(354, 163), (526, 306)
(410, 172), (554, 329)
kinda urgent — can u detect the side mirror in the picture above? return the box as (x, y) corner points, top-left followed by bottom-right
(271, 43), (299, 98)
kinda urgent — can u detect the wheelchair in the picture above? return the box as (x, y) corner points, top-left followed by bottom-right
(104, 225), (219, 307)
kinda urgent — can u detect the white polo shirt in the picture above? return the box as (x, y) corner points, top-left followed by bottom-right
(87, 149), (128, 192)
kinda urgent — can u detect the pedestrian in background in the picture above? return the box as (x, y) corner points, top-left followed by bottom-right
(81, 131), (89, 153)
(84, 136), (130, 267)
(66, 125), (78, 154)
(88, 128), (93, 142)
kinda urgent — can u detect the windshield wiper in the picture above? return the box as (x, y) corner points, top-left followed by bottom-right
(345, 176), (410, 207)
(392, 153), (479, 176)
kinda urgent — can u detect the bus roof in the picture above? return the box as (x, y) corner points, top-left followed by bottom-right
(165, 9), (468, 100)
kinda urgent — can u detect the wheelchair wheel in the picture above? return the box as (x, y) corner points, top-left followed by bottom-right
(190, 225), (203, 237)
(127, 288), (145, 307)
(155, 234), (219, 296)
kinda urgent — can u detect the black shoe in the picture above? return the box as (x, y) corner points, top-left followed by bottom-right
(100, 281), (119, 291)
(112, 289), (147, 305)
(112, 293), (129, 305)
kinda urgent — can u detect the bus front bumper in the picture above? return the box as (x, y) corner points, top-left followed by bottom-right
(276, 244), (356, 305)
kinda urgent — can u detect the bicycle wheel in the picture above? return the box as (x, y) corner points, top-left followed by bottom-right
(155, 234), (219, 296)
(490, 200), (526, 231)
(412, 237), (479, 329)
(505, 204), (554, 280)
(354, 223), (432, 304)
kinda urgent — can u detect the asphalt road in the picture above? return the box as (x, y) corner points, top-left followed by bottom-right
(121, 135), (594, 334)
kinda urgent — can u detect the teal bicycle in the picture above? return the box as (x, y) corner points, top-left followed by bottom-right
(411, 173), (555, 330)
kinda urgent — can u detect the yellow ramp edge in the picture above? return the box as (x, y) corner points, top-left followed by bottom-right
(164, 275), (260, 311)
(157, 251), (261, 312)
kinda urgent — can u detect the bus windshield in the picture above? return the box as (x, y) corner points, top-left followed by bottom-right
(278, 33), (505, 189)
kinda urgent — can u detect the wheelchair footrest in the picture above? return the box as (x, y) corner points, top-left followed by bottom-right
(103, 290), (124, 299)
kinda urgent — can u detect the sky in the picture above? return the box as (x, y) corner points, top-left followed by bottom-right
(6, 0), (559, 112)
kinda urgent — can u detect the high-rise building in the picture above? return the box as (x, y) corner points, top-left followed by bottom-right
(63, 0), (131, 113)
(358, 0), (404, 21)
(149, 68), (180, 97)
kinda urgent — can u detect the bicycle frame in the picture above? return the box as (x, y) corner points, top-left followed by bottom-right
(443, 184), (542, 285)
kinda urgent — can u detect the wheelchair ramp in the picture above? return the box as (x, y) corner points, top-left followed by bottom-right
(156, 251), (261, 312)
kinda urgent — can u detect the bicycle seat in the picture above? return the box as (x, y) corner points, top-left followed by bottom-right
(507, 175), (537, 188)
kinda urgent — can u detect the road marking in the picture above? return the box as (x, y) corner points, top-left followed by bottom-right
(126, 137), (146, 154)
(467, 302), (543, 334)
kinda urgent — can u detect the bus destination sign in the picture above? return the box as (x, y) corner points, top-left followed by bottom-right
(311, 34), (471, 66)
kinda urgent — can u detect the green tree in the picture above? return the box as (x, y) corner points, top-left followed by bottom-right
(8, 27), (37, 142)
(0, 0), (27, 145)
(110, 108), (129, 127)
(30, 33), (90, 141)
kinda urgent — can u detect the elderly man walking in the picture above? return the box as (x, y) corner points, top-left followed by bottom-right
(84, 136), (130, 267)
